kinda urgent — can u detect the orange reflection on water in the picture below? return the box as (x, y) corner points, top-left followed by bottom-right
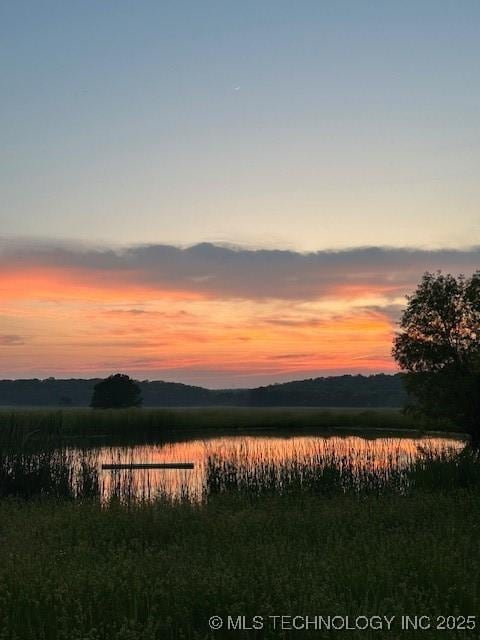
(91, 433), (465, 501)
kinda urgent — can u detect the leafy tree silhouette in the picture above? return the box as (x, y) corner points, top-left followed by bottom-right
(393, 271), (480, 446)
(90, 373), (142, 409)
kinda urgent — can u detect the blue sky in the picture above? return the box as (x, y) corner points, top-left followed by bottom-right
(2, 1), (480, 250)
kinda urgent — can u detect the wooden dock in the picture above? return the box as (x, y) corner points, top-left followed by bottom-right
(101, 462), (194, 470)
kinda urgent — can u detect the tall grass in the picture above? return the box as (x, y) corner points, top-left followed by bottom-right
(0, 406), (459, 443)
(1, 490), (479, 639)
(0, 434), (474, 503)
(204, 444), (475, 499)
(0, 446), (100, 500)
(205, 450), (408, 497)
(410, 446), (480, 492)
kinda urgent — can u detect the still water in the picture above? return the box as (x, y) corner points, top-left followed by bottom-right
(73, 432), (466, 501)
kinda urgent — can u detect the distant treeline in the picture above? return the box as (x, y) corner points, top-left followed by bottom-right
(0, 374), (407, 408)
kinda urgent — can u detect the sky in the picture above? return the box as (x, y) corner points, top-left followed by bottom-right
(1, 2), (479, 386)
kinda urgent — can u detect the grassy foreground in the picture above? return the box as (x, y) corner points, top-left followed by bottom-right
(1, 490), (479, 640)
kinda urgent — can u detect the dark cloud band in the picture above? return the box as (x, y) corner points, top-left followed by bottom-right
(1, 239), (479, 301)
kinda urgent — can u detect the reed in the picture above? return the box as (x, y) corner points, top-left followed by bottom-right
(204, 443), (473, 499)
(0, 406), (458, 443)
(0, 433), (473, 503)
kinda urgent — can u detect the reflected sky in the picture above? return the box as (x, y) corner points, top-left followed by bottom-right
(86, 433), (465, 501)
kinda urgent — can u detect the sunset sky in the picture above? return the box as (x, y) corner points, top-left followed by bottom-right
(1, 2), (479, 386)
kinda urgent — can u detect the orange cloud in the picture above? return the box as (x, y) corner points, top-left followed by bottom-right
(0, 241), (417, 384)
(0, 296), (396, 384)
(0, 267), (205, 302)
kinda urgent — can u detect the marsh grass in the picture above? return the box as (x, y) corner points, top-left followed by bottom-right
(0, 446), (100, 500)
(204, 442), (472, 499)
(0, 432), (472, 503)
(0, 406), (458, 443)
(1, 489), (479, 639)
(205, 451), (408, 497)
(410, 446), (480, 492)
(1, 432), (480, 638)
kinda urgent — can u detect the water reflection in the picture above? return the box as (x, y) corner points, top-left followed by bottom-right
(71, 433), (466, 502)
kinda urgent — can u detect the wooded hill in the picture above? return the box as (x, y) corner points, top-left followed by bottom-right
(0, 374), (406, 408)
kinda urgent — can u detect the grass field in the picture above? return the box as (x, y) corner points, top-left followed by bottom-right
(0, 406), (461, 445)
(1, 488), (479, 640)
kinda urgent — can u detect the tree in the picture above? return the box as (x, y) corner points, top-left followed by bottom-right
(90, 373), (142, 409)
(393, 271), (480, 445)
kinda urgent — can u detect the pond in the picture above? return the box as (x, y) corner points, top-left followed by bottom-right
(72, 431), (466, 501)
